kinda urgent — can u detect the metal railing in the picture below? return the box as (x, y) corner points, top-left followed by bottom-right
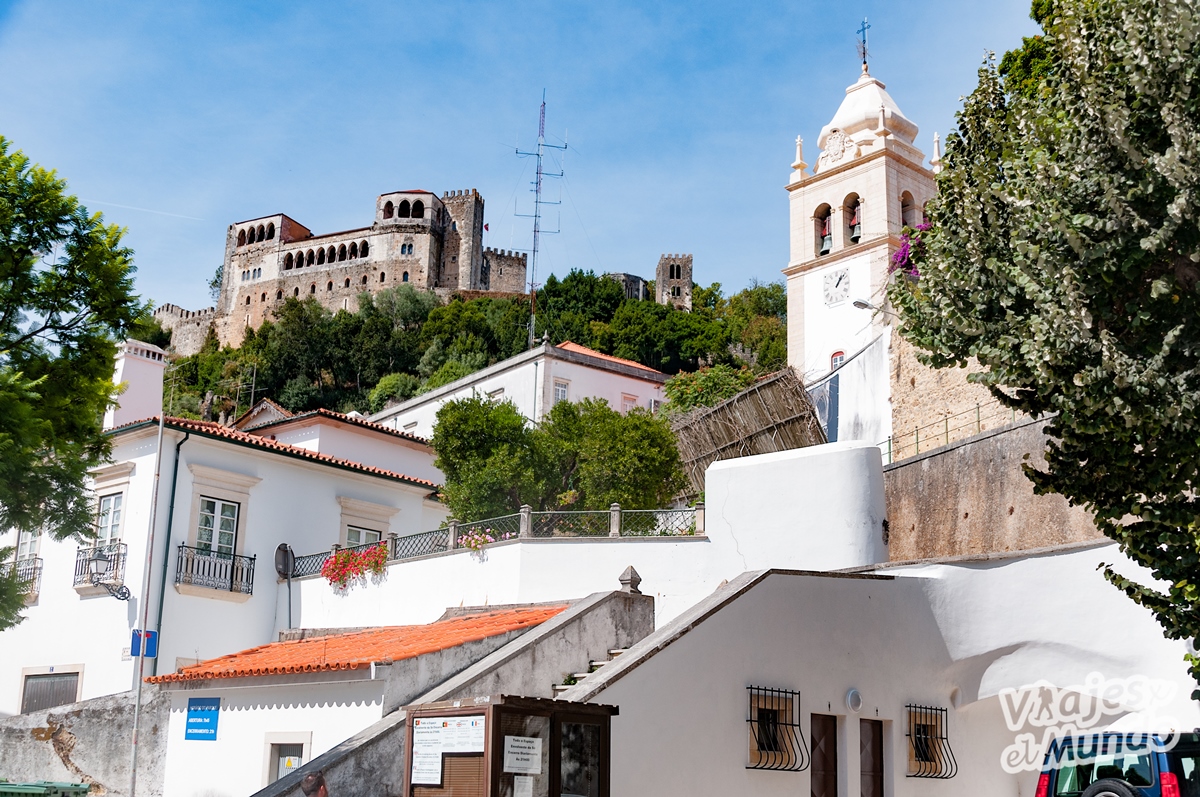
(881, 400), (1024, 464)
(289, 505), (705, 578)
(176, 544), (256, 595)
(73, 542), (128, 587)
(2, 557), (43, 595)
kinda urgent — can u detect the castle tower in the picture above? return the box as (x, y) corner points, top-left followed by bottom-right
(656, 254), (693, 311)
(441, 189), (485, 290)
(783, 64), (936, 442)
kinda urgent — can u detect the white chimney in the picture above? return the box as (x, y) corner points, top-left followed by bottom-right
(104, 340), (167, 430)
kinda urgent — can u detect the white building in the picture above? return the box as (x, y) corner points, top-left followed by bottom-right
(784, 63), (939, 445)
(0, 352), (449, 718)
(562, 544), (1200, 797)
(368, 340), (669, 439)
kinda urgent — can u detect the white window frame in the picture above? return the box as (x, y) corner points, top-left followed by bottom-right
(337, 497), (398, 549)
(553, 379), (570, 406)
(621, 394), (638, 414)
(88, 462), (135, 547)
(19, 665), (84, 714)
(196, 496), (240, 556)
(831, 351), (846, 371)
(16, 528), (41, 561)
(185, 465), (261, 556)
(261, 732), (312, 788)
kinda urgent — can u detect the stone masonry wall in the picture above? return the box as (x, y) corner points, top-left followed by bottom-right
(883, 418), (1103, 561)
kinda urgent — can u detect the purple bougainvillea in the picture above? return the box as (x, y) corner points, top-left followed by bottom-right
(890, 222), (930, 279)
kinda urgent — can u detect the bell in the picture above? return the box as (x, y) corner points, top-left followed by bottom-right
(851, 224), (862, 243)
(820, 235), (832, 256)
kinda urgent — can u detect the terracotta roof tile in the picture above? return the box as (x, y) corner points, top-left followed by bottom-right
(147, 606), (566, 683)
(247, 407), (429, 446)
(107, 417), (440, 491)
(555, 341), (665, 376)
(231, 397), (293, 429)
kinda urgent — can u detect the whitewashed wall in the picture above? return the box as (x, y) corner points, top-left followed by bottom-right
(544, 358), (665, 411)
(264, 422), (444, 484)
(579, 546), (1200, 797)
(283, 441), (889, 631)
(160, 680), (386, 797)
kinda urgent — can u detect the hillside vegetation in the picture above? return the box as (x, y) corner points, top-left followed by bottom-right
(162, 270), (787, 419)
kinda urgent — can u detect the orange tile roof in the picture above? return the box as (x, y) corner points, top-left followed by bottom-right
(247, 407), (429, 446)
(555, 341), (665, 376)
(147, 606), (566, 683)
(108, 417), (440, 491)
(231, 397), (293, 429)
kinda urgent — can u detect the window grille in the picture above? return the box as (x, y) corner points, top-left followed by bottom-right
(905, 704), (957, 778)
(746, 686), (809, 771)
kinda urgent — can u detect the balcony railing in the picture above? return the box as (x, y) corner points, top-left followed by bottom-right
(176, 544), (255, 595)
(2, 557), (43, 596)
(289, 505), (705, 578)
(73, 542), (128, 587)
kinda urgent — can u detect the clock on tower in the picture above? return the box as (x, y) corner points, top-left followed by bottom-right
(823, 268), (850, 305)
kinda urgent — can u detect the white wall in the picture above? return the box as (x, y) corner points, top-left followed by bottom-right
(806, 332), (893, 446)
(798, 252), (878, 381)
(161, 680), (385, 797)
(104, 342), (166, 430)
(284, 441), (889, 631)
(266, 422), (444, 484)
(581, 547), (1200, 797)
(545, 359), (665, 411)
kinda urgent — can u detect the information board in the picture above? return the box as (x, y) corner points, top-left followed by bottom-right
(503, 735), (543, 774)
(410, 715), (486, 785)
(185, 697), (220, 741)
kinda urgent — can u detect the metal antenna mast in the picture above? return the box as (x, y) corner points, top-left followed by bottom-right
(516, 90), (566, 348)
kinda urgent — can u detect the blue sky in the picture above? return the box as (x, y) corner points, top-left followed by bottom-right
(0, 1), (1038, 311)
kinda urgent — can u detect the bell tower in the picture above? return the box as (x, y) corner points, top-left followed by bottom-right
(783, 60), (937, 442)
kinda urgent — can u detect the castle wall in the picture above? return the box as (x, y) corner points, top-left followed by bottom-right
(481, 247), (528, 293)
(655, 253), (693, 310)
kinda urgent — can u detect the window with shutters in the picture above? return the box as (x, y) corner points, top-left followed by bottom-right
(21, 671), (80, 714)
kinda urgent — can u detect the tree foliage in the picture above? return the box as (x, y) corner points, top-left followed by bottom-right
(663, 364), (757, 414)
(0, 137), (143, 627)
(888, 0), (1200, 694)
(430, 394), (686, 521)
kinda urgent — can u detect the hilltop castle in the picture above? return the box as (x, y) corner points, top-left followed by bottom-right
(156, 188), (528, 355)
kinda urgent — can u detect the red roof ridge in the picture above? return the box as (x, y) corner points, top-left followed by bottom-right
(146, 605), (567, 683)
(555, 341), (664, 376)
(107, 416), (440, 490)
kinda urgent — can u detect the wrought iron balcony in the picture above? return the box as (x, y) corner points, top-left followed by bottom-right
(176, 544), (255, 595)
(2, 557), (43, 597)
(74, 542), (128, 587)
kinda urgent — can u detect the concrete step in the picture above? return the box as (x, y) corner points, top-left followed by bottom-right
(552, 683), (573, 695)
(607, 649), (628, 657)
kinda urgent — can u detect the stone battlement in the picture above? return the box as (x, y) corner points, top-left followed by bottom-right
(483, 246), (528, 263)
(154, 302), (216, 321)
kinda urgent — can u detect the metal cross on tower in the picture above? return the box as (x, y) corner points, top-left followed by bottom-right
(857, 17), (871, 67)
(516, 91), (567, 348)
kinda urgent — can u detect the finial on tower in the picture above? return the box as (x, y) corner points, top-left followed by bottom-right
(792, 135), (808, 173)
(931, 132), (943, 173)
(857, 17), (871, 72)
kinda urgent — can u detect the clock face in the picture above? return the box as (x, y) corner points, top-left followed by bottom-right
(823, 268), (850, 305)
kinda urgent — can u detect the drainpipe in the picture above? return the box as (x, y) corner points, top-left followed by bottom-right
(151, 431), (189, 678)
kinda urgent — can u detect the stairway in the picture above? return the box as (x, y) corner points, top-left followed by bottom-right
(552, 648), (627, 696)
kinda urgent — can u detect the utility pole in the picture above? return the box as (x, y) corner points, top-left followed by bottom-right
(516, 91), (566, 348)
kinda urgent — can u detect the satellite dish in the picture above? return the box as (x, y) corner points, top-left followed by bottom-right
(274, 543), (295, 578)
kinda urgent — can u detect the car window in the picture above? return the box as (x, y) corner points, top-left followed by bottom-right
(1054, 749), (1155, 795)
(1167, 745), (1200, 797)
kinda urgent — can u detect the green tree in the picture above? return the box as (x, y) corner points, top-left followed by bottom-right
(0, 137), (143, 627)
(663, 364), (757, 414)
(369, 372), (421, 412)
(888, 0), (1200, 694)
(535, 270), (625, 343)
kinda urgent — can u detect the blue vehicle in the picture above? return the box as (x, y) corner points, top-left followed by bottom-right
(1037, 732), (1200, 797)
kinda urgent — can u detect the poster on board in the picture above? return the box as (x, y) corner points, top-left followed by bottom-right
(503, 736), (542, 774)
(410, 715), (487, 785)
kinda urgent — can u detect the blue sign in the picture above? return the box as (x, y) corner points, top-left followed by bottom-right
(185, 697), (220, 741)
(131, 629), (158, 658)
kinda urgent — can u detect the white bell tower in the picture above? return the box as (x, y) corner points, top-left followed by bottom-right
(783, 62), (936, 442)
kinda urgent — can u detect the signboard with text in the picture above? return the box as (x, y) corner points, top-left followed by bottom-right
(410, 715), (486, 785)
(185, 697), (220, 741)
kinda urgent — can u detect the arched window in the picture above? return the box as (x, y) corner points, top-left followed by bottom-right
(317, 248), (326, 265)
(831, 351), (846, 370)
(362, 275), (368, 285)
(256, 224), (265, 242)
(411, 200), (424, 219)
(349, 242), (358, 258)
(451, 221), (457, 231)
(844, 194), (862, 244)
(901, 191), (920, 229)
(294, 287), (300, 297)
(360, 240), (369, 257)
(276, 290), (283, 300)
(383, 201), (394, 219)
(327, 246), (336, 263)
(344, 278), (351, 288)
(266, 223), (275, 240)
(237, 229), (246, 246)
(380, 272), (386, 282)
(338, 244), (347, 261)
(398, 200), (411, 218)
(260, 292), (266, 302)
(307, 250), (315, 266)
(327, 281), (333, 291)
(402, 271), (409, 283)
(814, 204), (833, 256)
(310, 283), (317, 294)
(284, 253), (294, 269)
(245, 295), (251, 305)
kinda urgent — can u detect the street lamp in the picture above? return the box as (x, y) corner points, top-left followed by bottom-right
(852, 299), (899, 317)
(88, 547), (131, 601)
